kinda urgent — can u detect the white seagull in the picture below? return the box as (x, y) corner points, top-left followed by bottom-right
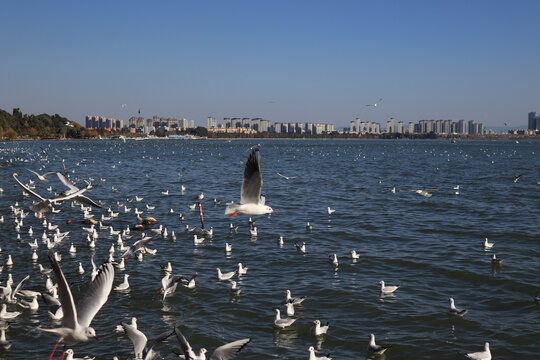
(122, 322), (174, 360)
(174, 327), (250, 360)
(366, 98), (383, 107)
(38, 256), (114, 360)
(313, 320), (330, 336)
(367, 333), (387, 355)
(273, 308), (296, 329)
(217, 268), (236, 281)
(448, 297), (468, 316)
(25, 168), (56, 182)
(465, 342), (491, 360)
(483, 238), (494, 250)
(284, 289), (306, 305)
(225, 149), (275, 216)
(114, 274), (130, 291)
(308, 346), (332, 360)
(379, 280), (399, 295)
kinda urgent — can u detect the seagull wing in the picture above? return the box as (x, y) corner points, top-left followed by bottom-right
(73, 195), (103, 208)
(25, 169), (41, 178)
(49, 255), (78, 329)
(11, 275), (30, 299)
(12, 174), (46, 201)
(122, 322), (147, 358)
(90, 255), (97, 272)
(56, 172), (79, 194)
(76, 262), (114, 327)
(209, 338), (251, 360)
(240, 149), (262, 204)
(143, 328), (175, 360)
(174, 327), (197, 359)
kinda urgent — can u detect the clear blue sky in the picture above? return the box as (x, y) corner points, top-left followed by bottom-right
(1, 0), (539, 128)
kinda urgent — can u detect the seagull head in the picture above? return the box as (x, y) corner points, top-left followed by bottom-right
(85, 327), (97, 339)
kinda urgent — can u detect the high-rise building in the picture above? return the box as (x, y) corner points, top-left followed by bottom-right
(468, 120), (475, 135)
(207, 117), (217, 129)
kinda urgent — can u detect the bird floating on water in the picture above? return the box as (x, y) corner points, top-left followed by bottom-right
(465, 342), (491, 360)
(448, 297), (468, 316)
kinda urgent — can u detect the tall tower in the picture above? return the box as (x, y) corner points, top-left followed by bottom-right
(529, 112), (537, 130)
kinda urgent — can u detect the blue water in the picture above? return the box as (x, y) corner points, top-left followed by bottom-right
(0, 139), (538, 359)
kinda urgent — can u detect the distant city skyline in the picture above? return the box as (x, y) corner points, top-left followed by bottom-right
(1, 1), (539, 128)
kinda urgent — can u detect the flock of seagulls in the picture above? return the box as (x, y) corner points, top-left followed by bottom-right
(0, 141), (535, 359)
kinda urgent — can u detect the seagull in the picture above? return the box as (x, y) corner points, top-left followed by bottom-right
(276, 172), (297, 180)
(366, 98), (383, 107)
(12, 173), (99, 214)
(295, 242), (306, 253)
(350, 250), (360, 260)
(513, 174), (523, 183)
(225, 149), (275, 216)
(173, 327), (250, 360)
(237, 263), (248, 275)
(379, 281), (399, 295)
(410, 189), (437, 197)
(38, 256), (114, 360)
(25, 168), (56, 183)
(61, 348), (96, 360)
(284, 302), (295, 316)
(306, 222), (312, 231)
(284, 289), (306, 305)
(229, 281), (242, 296)
(465, 342), (491, 360)
(0, 328), (11, 350)
(0, 304), (20, 320)
(312, 320), (330, 336)
(273, 308), (297, 329)
(491, 254), (503, 266)
(114, 274), (130, 291)
(122, 322), (174, 360)
(329, 254), (339, 267)
(308, 346), (332, 360)
(327, 207), (335, 215)
(225, 243), (232, 253)
(367, 333), (387, 355)
(448, 298), (468, 316)
(483, 238), (494, 250)
(217, 268), (236, 281)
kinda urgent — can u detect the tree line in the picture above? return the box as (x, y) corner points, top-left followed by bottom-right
(0, 108), (98, 140)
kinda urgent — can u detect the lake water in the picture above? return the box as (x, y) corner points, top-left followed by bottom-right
(0, 139), (538, 359)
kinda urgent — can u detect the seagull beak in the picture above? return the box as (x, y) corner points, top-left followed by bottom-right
(272, 210), (276, 213)
(93, 335), (98, 339)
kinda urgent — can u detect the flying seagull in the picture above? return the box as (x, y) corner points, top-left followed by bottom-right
(277, 172), (296, 180)
(122, 322), (174, 360)
(225, 149), (275, 216)
(25, 169), (56, 183)
(38, 256), (114, 360)
(55, 172), (102, 209)
(366, 98), (383, 107)
(12, 173), (94, 213)
(174, 327), (250, 360)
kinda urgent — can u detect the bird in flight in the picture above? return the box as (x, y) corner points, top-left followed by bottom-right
(225, 149), (275, 216)
(277, 172), (296, 180)
(366, 98), (383, 107)
(25, 168), (56, 183)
